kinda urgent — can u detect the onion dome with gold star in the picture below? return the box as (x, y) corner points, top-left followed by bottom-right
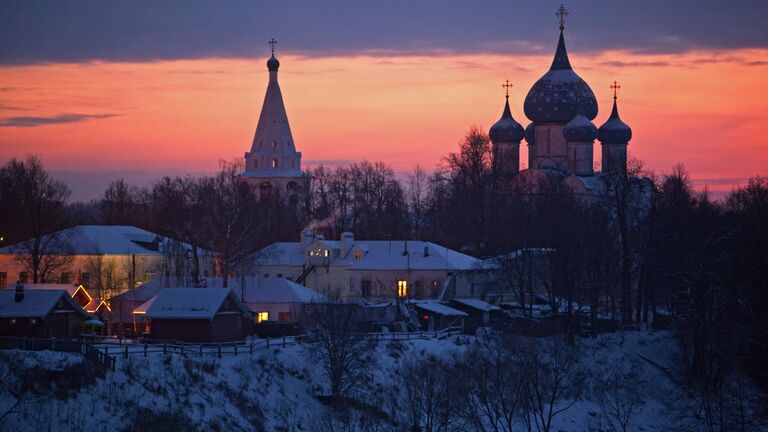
(523, 5), (598, 124)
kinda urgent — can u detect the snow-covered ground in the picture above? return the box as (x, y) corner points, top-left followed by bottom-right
(0, 330), (765, 431)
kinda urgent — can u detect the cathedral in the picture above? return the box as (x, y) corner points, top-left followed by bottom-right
(241, 39), (306, 205)
(489, 7), (633, 197)
(242, 8), (634, 203)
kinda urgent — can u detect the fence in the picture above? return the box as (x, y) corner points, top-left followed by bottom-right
(94, 327), (462, 360)
(0, 336), (116, 370)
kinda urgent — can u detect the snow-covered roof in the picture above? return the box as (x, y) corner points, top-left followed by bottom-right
(451, 298), (501, 312)
(238, 277), (326, 304)
(0, 225), (192, 256)
(251, 239), (480, 271)
(145, 288), (248, 320)
(0, 289), (90, 318)
(413, 300), (468, 317)
(4, 283), (85, 298)
(132, 295), (157, 315)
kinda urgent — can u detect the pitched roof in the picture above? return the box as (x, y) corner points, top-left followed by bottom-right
(252, 240), (480, 271)
(239, 277), (326, 304)
(452, 298), (501, 312)
(145, 288), (248, 320)
(0, 289), (91, 318)
(413, 300), (468, 317)
(7, 283), (84, 297)
(0, 225), (178, 256)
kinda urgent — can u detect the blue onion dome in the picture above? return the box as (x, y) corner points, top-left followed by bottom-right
(563, 113), (598, 142)
(524, 30), (598, 123)
(267, 54), (280, 71)
(524, 123), (536, 144)
(489, 98), (525, 143)
(598, 98), (632, 143)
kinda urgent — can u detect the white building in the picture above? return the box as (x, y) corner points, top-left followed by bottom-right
(241, 39), (306, 205)
(249, 231), (481, 302)
(0, 225), (212, 297)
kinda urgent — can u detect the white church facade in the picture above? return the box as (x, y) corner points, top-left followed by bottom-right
(241, 39), (306, 205)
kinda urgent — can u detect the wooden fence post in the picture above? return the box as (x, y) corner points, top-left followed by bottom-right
(283, 336), (286, 348)
(234, 344), (238, 356)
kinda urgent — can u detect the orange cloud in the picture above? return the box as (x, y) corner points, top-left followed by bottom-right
(0, 50), (766, 196)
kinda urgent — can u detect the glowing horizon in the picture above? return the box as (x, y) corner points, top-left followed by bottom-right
(1, 48), (767, 200)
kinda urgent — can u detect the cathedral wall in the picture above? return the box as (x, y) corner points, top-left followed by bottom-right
(533, 124), (567, 171)
(567, 141), (594, 176)
(601, 143), (627, 174)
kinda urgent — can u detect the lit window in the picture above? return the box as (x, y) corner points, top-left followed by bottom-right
(9, 318), (17, 325)
(397, 280), (407, 298)
(30, 318), (38, 325)
(257, 312), (269, 323)
(323, 249), (329, 257)
(272, 159), (278, 168)
(354, 249), (363, 259)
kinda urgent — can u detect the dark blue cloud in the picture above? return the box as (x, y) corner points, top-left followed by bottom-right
(1, 0), (767, 64)
(0, 113), (117, 127)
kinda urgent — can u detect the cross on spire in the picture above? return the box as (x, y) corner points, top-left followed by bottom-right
(610, 80), (621, 100)
(268, 38), (278, 56)
(502, 80), (513, 98)
(556, 4), (568, 31)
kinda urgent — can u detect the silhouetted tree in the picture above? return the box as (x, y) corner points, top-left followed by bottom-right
(0, 155), (72, 282)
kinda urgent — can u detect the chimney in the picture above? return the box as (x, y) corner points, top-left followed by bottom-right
(300, 230), (314, 247)
(340, 232), (354, 258)
(14, 280), (24, 303)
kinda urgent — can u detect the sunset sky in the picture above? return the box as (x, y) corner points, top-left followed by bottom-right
(1, 1), (767, 201)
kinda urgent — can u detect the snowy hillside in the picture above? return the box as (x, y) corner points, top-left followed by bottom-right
(1, 331), (765, 431)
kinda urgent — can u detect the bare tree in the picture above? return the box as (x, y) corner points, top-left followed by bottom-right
(305, 303), (373, 400)
(197, 160), (263, 287)
(597, 156), (653, 325)
(594, 367), (643, 432)
(458, 334), (526, 432)
(394, 357), (462, 432)
(407, 165), (429, 239)
(100, 178), (140, 225)
(519, 337), (584, 432)
(0, 155), (72, 282)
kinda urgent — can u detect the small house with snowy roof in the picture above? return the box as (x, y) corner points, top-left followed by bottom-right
(0, 282), (93, 338)
(143, 288), (251, 343)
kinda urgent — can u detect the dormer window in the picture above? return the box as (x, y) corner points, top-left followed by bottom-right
(354, 249), (363, 259)
(272, 159), (279, 168)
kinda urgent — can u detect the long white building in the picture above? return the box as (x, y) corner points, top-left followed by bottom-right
(249, 231), (480, 302)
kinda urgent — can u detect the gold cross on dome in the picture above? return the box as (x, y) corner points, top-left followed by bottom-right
(268, 38), (278, 55)
(610, 80), (621, 99)
(502, 80), (513, 98)
(556, 4), (568, 30)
